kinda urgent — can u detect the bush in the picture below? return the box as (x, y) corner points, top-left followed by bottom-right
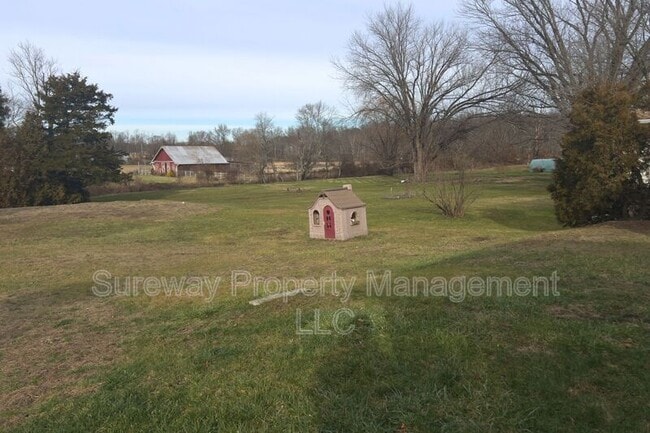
(549, 84), (650, 226)
(422, 170), (478, 218)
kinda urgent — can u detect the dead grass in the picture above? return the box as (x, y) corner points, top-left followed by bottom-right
(602, 220), (650, 236)
(516, 342), (554, 355)
(565, 221), (650, 242)
(493, 176), (529, 184)
(0, 290), (135, 429)
(546, 303), (603, 320)
(0, 200), (216, 224)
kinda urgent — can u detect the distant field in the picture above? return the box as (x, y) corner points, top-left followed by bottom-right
(1, 168), (648, 432)
(121, 164), (154, 175)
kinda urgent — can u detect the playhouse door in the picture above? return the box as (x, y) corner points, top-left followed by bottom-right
(324, 206), (335, 239)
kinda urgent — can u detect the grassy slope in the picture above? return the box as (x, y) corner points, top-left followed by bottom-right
(1, 168), (648, 432)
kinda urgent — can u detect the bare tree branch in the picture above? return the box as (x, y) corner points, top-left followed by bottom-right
(7, 41), (59, 117)
(462, 0), (650, 115)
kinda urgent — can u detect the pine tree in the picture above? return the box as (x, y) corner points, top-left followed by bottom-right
(1, 73), (126, 207)
(37, 72), (124, 190)
(0, 114), (46, 207)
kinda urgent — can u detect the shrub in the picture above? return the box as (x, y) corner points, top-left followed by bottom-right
(422, 170), (478, 218)
(549, 84), (649, 226)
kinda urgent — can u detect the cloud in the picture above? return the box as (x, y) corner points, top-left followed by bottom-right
(4, 34), (343, 133)
(1, 0), (460, 136)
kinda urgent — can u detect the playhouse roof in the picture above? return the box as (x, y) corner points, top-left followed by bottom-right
(152, 146), (229, 165)
(312, 187), (365, 210)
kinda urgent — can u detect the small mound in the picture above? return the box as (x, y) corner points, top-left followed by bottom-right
(0, 200), (217, 224)
(601, 220), (650, 235)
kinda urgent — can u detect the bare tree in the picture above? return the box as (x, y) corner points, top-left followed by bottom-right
(230, 115), (280, 183)
(213, 124), (233, 158)
(359, 113), (410, 175)
(251, 112), (280, 182)
(290, 101), (336, 180)
(462, 0), (650, 115)
(188, 130), (219, 146)
(335, 4), (507, 182)
(331, 127), (356, 177)
(187, 125), (235, 161)
(8, 41), (59, 116)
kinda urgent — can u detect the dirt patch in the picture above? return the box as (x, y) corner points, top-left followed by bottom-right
(516, 342), (553, 355)
(0, 200), (217, 225)
(0, 289), (134, 429)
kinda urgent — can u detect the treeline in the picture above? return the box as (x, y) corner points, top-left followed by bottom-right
(111, 110), (564, 182)
(113, 0), (649, 187)
(2, 0), (649, 219)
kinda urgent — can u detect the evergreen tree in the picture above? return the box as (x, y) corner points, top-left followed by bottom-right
(0, 87), (9, 129)
(549, 84), (649, 226)
(1, 73), (126, 207)
(37, 72), (124, 190)
(0, 114), (49, 207)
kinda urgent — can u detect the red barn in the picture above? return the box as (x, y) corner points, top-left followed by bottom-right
(151, 146), (229, 177)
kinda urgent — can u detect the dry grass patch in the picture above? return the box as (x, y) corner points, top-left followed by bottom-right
(0, 291), (133, 429)
(567, 220), (650, 241)
(0, 200), (216, 225)
(547, 303), (603, 321)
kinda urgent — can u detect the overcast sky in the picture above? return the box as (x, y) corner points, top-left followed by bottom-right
(1, 1), (460, 138)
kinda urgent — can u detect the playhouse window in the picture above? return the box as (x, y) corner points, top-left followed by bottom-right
(313, 210), (320, 225)
(350, 211), (359, 225)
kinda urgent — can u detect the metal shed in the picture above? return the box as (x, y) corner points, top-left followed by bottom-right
(529, 158), (556, 172)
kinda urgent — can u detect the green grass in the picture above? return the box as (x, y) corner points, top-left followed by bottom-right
(1, 167), (649, 432)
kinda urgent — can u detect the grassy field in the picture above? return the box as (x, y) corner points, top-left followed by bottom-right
(1, 167), (648, 432)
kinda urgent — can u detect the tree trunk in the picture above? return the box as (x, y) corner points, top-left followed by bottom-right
(412, 136), (428, 183)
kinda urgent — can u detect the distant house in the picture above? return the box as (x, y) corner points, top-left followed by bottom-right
(308, 185), (368, 241)
(151, 146), (229, 177)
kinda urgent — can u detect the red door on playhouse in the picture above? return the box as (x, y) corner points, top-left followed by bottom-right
(324, 206), (335, 239)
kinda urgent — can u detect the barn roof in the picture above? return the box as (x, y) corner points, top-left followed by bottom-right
(312, 187), (366, 210)
(152, 146), (229, 165)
